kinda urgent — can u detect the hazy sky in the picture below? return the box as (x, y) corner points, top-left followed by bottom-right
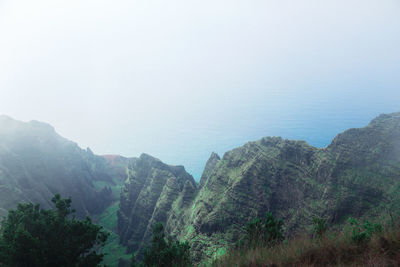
(1, 0), (400, 178)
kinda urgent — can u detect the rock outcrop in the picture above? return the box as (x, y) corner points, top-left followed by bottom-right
(117, 153), (196, 252)
(117, 112), (400, 263)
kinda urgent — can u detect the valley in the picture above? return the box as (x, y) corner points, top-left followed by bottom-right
(1, 112), (400, 265)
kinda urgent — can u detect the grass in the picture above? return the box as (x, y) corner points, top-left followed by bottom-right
(102, 232), (131, 267)
(92, 173), (132, 266)
(211, 222), (400, 267)
(95, 202), (120, 230)
(93, 177), (123, 199)
(96, 202), (131, 266)
(93, 200), (131, 266)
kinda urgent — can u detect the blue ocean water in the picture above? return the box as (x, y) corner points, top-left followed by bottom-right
(169, 93), (400, 180)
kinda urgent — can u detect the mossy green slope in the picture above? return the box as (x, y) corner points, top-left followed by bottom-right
(118, 112), (400, 263)
(186, 112), (400, 262)
(185, 137), (327, 262)
(0, 115), (119, 218)
(117, 153), (196, 253)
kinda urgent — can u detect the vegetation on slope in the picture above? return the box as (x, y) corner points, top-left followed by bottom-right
(1, 112), (399, 266)
(0, 115), (118, 218)
(117, 112), (400, 264)
(0, 194), (109, 267)
(212, 218), (400, 267)
(0, 116), (133, 266)
(118, 154), (196, 253)
(131, 222), (192, 267)
(94, 189), (131, 266)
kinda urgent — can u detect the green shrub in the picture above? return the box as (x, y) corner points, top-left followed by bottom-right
(348, 218), (382, 244)
(312, 216), (327, 238)
(131, 222), (192, 267)
(244, 217), (263, 247)
(241, 212), (284, 248)
(264, 212), (284, 243)
(0, 194), (108, 267)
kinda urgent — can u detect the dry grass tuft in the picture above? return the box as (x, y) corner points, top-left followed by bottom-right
(212, 224), (400, 267)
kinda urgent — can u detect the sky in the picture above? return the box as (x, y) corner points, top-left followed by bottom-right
(0, 0), (400, 179)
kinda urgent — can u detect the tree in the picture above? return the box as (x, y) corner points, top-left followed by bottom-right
(241, 212), (284, 248)
(0, 194), (109, 267)
(263, 212), (284, 243)
(131, 222), (192, 267)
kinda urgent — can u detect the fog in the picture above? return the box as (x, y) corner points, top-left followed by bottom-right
(1, 0), (399, 178)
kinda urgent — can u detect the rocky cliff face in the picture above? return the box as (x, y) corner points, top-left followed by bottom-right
(0, 115), (118, 218)
(2, 113), (399, 264)
(117, 112), (400, 262)
(117, 154), (196, 252)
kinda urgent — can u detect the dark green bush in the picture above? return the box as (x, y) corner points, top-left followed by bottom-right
(131, 223), (192, 267)
(348, 218), (382, 244)
(264, 212), (284, 243)
(312, 216), (328, 238)
(0, 194), (108, 267)
(241, 212), (284, 248)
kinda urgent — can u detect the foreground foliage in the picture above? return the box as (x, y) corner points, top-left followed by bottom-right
(131, 222), (192, 267)
(238, 212), (284, 249)
(212, 219), (400, 267)
(0, 194), (109, 267)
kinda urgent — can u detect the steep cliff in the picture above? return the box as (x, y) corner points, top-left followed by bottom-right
(117, 112), (400, 262)
(0, 115), (118, 218)
(3, 113), (397, 264)
(117, 154), (196, 252)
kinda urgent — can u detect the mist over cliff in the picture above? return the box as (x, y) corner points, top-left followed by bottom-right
(0, 112), (400, 265)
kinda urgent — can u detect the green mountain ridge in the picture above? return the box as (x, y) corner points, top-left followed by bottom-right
(0, 115), (122, 218)
(118, 112), (400, 263)
(0, 112), (399, 265)
(117, 153), (196, 253)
